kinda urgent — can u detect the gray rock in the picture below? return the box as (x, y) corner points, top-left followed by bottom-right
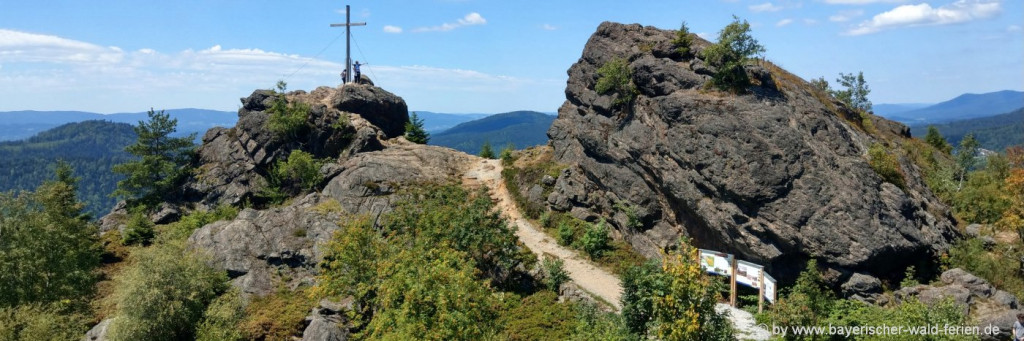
(841, 273), (882, 298)
(150, 203), (181, 225)
(541, 174), (557, 186)
(942, 268), (994, 298)
(527, 184), (546, 205)
(994, 290), (1019, 309)
(544, 21), (959, 284)
(301, 299), (350, 341)
(332, 84), (408, 139)
(187, 194), (342, 296)
(83, 318), (113, 341)
(966, 223), (984, 237)
(98, 201), (127, 233)
(976, 309), (1021, 341)
(981, 236), (997, 250)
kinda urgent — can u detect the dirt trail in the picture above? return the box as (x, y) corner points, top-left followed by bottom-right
(462, 157), (770, 339)
(463, 158), (624, 310)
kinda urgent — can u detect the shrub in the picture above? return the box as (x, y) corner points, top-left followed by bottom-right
(267, 81), (310, 140)
(670, 22), (694, 57)
(595, 57), (637, 107)
(557, 221), (576, 246)
(543, 256), (570, 292)
(764, 259), (833, 335)
(500, 143), (516, 166)
(569, 303), (635, 341)
(480, 140), (496, 159)
(275, 150), (323, 192)
(159, 204), (239, 243)
(122, 210), (155, 246)
(702, 16), (765, 93)
(581, 220), (611, 259)
(404, 112), (430, 144)
(195, 289), (245, 341)
(652, 239), (733, 340)
(497, 291), (577, 341)
(832, 72), (872, 112)
(0, 303), (90, 341)
(622, 260), (670, 336)
(239, 288), (315, 341)
(868, 143), (906, 190)
(925, 126), (953, 154)
(107, 243), (228, 341)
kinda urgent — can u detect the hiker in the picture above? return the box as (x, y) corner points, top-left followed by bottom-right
(1015, 313), (1024, 341)
(354, 61), (362, 83)
(341, 69), (348, 84)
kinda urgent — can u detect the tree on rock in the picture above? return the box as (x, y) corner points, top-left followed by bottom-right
(833, 72), (872, 112)
(404, 112), (430, 144)
(702, 15), (765, 93)
(112, 109), (196, 207)
(479, 141), (496, 159)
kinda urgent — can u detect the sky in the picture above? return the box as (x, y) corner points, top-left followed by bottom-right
(0, 0), (1021, 114)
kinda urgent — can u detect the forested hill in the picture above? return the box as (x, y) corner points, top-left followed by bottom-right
(909, 108), (1024, 152)
(0, 120), (136, 217)
(430, 111), (555, 154)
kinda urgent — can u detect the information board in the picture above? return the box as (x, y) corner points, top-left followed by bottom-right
(699, 249), (733, 276)
(763, 273), (777, 303)
(735, 260), (763, 288)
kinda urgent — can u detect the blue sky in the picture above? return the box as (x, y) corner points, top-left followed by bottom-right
(0, 0), (1020, 114)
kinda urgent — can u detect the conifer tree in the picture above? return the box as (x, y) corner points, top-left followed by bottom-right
(404, 112), (430, 144)
(112, 109), (196, 206)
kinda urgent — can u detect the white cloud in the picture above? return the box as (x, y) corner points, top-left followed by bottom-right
(749, 2), (783, 12)
(829, 9), (864, 22)
(776, 19), (794, 27)
(0, 29), (124, 64)
(541, 24), (558, 31)
(847, 0), (1001, 35)
(696, 32), (713, 40)
(804, 18), (820, 25)
(412, 12), (487, 32)
(383, 25), (403, 34)
(822, 0), (907, 4)
(1008, 25), (1022, 32)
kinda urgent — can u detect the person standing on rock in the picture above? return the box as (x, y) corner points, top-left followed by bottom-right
(354, 61), (362, 83)
(341, 69), (348, 85)
(1015, 313), (1024, 341)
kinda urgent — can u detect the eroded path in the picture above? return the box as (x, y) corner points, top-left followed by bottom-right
(462, 157), (770, 339)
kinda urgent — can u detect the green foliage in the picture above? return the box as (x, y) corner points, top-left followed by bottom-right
(0, 120), (136, 217)
(112, 109), (196, 206)
(868, 143), (906, 189)
(947, 237), (1024, 298)
(496, 291), (577, 341)
(239, 288), (315, 341)
(955, 133), (981, 190)
(821, 297), (971, 341)
(764, 259), (834, 339)
(832, 72), (872, 112)
(925, 126), (953, 154)
(0, 303), (90, 341)
(500, 155), (566, 219)
(404, 111), (430, 144)
(569, 303), (636, 341)
(670, 21), (694, 57)
(595, 57), (638, 107)
(622, 260), (670, 336)
(543, 256), (570, 292)
(900, 266), (920, 288)
(652, 239), (733, 340)
(266, 81), (310, 140)
(500, 142), (516, 166)
(702, 15), (765, 93)
(809, 76), (831, 93)
(275, 150), (323, 192)
(615, 201), (643, 230)
(0, 163), (101, 308)
(479, 140), (496, 159)
(557, 220), (577, 246)
(581, 219), (611, 259)
(107, 242), (228, 341)
(122, 210), (154, 245)
(909, 109), (1024, 153)
(195, 289), (246, 341)
(952, 160), (1012, 224)
(158, 204), (239, 243)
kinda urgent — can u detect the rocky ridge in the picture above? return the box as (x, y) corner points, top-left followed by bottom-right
(543, 22), (960, 288)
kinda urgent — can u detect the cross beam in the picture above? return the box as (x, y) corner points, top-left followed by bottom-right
(330, 5), (366, 83)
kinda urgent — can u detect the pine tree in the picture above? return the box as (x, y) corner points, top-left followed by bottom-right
(112, 109), (196, 206)
(479, 141), (495, 159)
(404, 112), (430, 144)
(833, 72), (872, 112)
(924, 126), (953, 154)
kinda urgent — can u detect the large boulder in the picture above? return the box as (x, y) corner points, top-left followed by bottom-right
(545, 22), (959, 284)
(332, 84), (408, 139)
(892, 268), (1019, 340)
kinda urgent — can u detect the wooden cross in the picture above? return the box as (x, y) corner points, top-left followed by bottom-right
(330, 5), (366, 83)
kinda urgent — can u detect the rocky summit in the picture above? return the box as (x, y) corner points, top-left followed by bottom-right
(544, 22), (959, 287)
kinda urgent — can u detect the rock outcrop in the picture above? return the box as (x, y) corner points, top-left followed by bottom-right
(891, 268), (1020, 340)
(545, 22), (959, 284)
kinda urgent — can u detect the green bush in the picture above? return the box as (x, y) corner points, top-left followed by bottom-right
(702, 16), (764, 93)
(239, 288), (315, 341)
(925, 126), (953, 154)
(497, 291), (577, 341)
(122, 210), (155, 246)
(595, 57), (637, 107)
(267, 81), (310, 140)
(500, 143), (516, 166)
(652, 240), (733, 340)
(543, 256), (570, 292)
(275, 150), (323, 192)
(622, 260), (670, 336)
(159, 205), (239, 243)
(107, 243), (228, 341)
(195, 289), (245, 341)
(763, 259), (833, 339)
(404, 112), (430, 144)
(0, 303), (90, 341)
(557, 221), (576, 246)
(670, 22), (694, 57)
(581, 220), (611, 259)
(868, 143), (906, 190)
(570, 303), (635, 341)
(480, 140), (496, 159)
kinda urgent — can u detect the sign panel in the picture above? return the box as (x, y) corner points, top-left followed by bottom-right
(735, 260), (763, 288)
(699, 249), (733, 276)
(763, 273), (777, 303)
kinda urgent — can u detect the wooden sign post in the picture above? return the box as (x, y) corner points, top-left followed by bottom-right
(730, 257), (738, 307)
(758, 270), (765, 313)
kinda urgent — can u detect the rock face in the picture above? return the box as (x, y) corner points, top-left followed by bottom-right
(546, 22), (959, 284)
(187, 194), (343, 296)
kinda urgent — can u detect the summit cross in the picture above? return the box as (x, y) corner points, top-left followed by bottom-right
(330, 5), (366, 83)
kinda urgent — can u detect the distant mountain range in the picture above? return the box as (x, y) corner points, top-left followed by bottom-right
(430, 111), (556, 154)
(877, 90), (1024, 125)
(909, 108), (1023, 153)
(0, 108), (238, 141)
(413, 111), (491, 133)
